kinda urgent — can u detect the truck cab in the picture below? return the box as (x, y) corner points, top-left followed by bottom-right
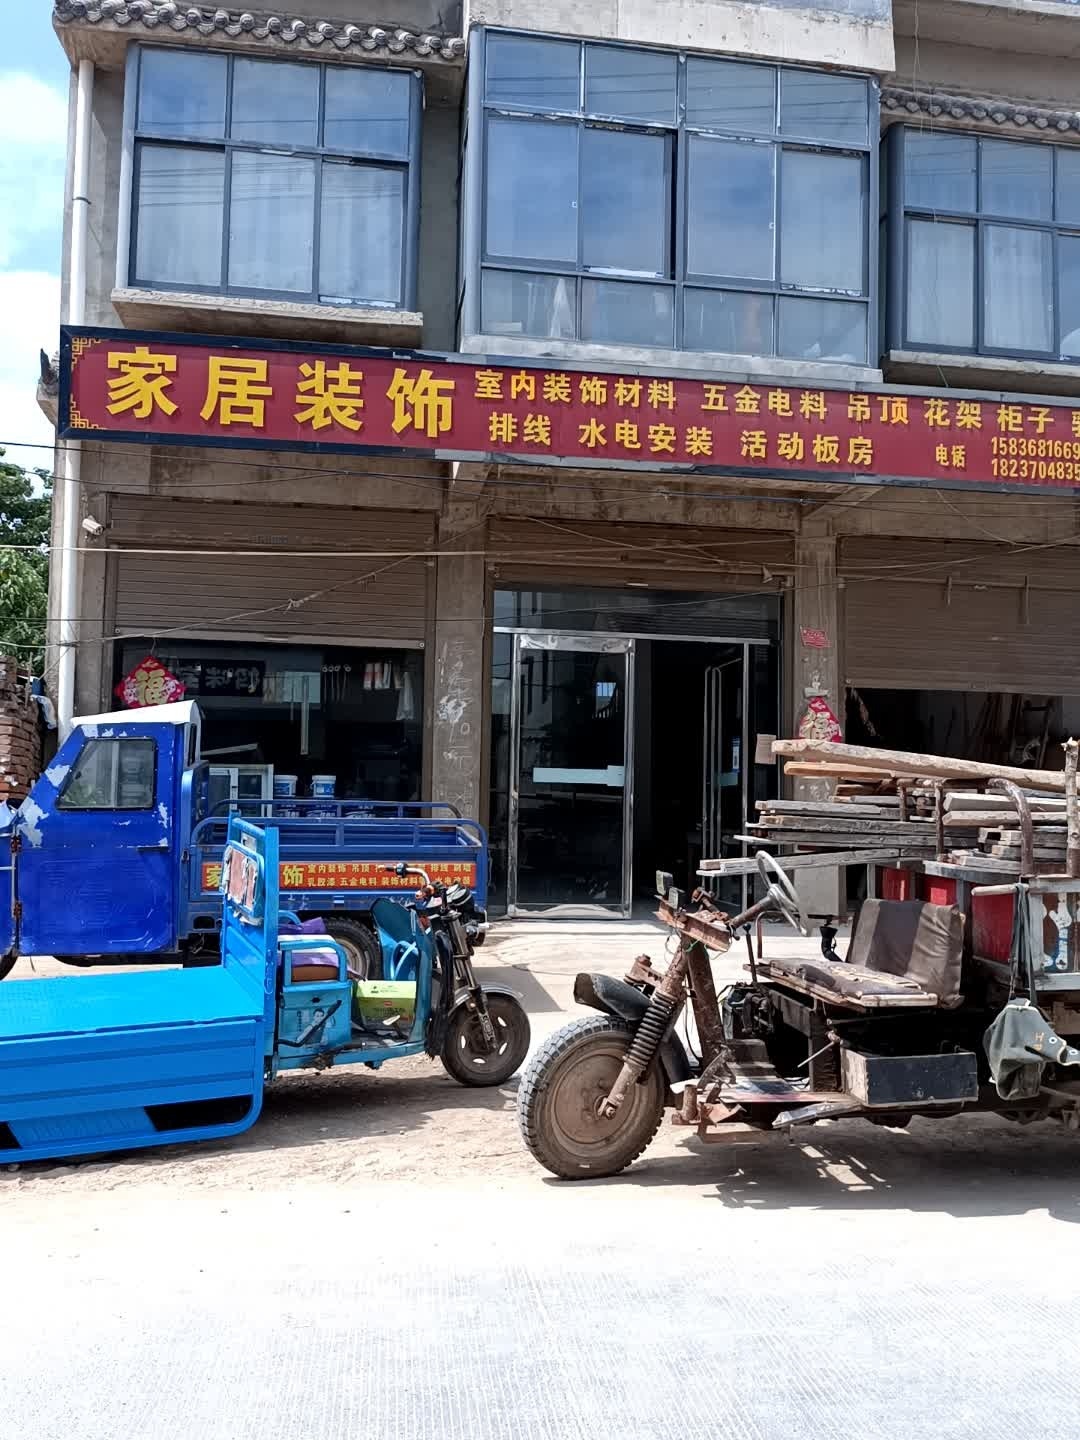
(0, 701), (198, 966)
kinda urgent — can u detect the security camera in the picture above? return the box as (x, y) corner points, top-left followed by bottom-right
(81, 516), (104, 537)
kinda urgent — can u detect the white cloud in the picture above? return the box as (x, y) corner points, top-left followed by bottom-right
(0, 270), (61, 475)
(0, 73), (68, 146)
(0, 72), (68, 270)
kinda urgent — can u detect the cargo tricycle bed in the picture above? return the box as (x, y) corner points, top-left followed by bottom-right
(0, 818), (529, 1167)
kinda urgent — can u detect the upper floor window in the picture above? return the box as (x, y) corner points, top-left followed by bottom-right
(477, 34), (875, 364)
(891, 127), (1080, 360)
(128, 48), (421, 309)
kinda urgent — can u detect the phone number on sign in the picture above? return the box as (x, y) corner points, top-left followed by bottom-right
(991, 457), (1080, 482)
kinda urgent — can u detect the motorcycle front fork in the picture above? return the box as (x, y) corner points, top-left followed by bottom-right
(448, 916), (498, 1051)
(598, 940), (693, 1119)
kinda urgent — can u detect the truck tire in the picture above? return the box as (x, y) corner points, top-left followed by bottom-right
(517, 1015), (665, 1179)
(323, 917), (382, 980)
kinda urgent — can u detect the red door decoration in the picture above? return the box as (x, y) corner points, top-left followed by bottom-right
(115, 656), (186, 709)
(797, 696), (842, 743)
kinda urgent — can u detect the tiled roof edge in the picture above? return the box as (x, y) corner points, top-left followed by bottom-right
(53, 1), (466, 62)
(883, 83), (1080, 135)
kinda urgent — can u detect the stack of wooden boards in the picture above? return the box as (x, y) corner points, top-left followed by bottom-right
(742, 738), (1079, 876)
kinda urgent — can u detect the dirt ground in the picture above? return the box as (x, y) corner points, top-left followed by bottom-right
(5, 919), (1080, 1213)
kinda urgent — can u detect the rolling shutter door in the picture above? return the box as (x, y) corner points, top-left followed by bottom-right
(488, 518), (795, 587)
(110, 498), (433, 644)
(841, 536), (1080, 695)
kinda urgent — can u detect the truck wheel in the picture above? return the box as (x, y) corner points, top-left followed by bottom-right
(441, 994), (531, 1087)
(0, 952), (15, 980)
(517, 1015), (665, 1180)
(323, 917), (382, 980)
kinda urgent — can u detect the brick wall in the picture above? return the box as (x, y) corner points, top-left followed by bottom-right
(0, 661), (43, 805)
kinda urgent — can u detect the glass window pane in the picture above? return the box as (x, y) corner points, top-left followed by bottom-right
(134, 144), (225, 288)
(684, 289), (775, 355)
(581, 279), (673, 348)
(231, 58), (318, 148)
(138, 49), (227, 139)
(981, 139), (1052, 221)
(905, 131), (976, 212)
(485, 117), (578, 265)
(780, 70), (867, 146)
(324, 67), (411, 156)
(319, 163), (404, 305)
(906, 220), (975, 349)
(485, 33), (580, 111)
(584, 45), (677, 125)
(582, 129), (670, 276)
(1060, 235), (1080, 357)
(983, 224), (1053, 351)
(781, 150), (865, 291)
(778, 297), (867, 363)
(59, 740), (155, 810)
(1057, 147), (1080, 224)
(686, 58), (775, 135)
(228, 152), (315, 293)
(687, 136), (775, 280)
(481, 270), (576, 339)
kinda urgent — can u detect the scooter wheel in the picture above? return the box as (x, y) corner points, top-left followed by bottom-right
(441, 993), (531, 1087)
(516, 1015), (665, 1180)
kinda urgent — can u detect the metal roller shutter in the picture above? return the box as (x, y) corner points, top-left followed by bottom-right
(488, 518), (795, 587)
(841, 536), (1080, 695)
(110, 498), (433, 645)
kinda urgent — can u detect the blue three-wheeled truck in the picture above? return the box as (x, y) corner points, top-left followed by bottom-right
(0, 701), (487, 981)
(0, 702), (529, 1165)
(0, 815), (529, 1164)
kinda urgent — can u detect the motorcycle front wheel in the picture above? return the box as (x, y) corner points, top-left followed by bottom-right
(441, 993), (531, 1087)
(517, 1015), (666, 1179)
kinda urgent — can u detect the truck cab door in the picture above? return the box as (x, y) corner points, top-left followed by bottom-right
(16, 725), (178, 957)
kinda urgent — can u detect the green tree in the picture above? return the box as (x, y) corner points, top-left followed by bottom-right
(0, 451), (52, 674)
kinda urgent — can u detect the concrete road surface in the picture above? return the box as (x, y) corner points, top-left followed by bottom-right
(6, 922), (1080, 1438)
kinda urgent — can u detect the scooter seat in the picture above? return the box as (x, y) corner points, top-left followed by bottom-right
(285, 946), (342, 983)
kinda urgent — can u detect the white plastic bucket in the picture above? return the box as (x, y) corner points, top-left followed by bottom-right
(311, 774), (336, 798)
(273, 774), (298, 798)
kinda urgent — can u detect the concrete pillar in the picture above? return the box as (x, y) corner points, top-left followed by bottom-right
(429, 509), (487, 819)
(790, 530), (844, 917)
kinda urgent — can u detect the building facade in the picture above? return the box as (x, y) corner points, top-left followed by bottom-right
(42, 0), (1080, 916)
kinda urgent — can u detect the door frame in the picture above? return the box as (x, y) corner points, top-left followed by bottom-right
(507, 632), (635, 919)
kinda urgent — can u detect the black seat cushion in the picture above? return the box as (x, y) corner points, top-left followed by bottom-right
(847, 899), (963, 1003)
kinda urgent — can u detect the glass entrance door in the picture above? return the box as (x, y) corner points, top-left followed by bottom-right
(508, 634), (633, 917)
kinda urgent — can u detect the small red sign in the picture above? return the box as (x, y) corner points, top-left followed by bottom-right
(800, 627), (830, 650)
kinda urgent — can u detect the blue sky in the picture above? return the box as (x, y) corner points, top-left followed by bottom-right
(1, 9), (72, 472)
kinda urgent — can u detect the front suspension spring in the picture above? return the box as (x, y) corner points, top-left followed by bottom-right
(624, 991), (677, 1082)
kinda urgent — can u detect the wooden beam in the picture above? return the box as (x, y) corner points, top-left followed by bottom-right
(774, 739), (1068, 792)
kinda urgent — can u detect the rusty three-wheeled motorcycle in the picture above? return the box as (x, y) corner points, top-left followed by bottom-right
(517, 850), (1080, 1178)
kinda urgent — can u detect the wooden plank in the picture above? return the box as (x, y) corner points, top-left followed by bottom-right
(943, 791), (1065, 813)
(784, 760), (926, 782)
(774, 739), (1068, 792)
(698, 847), (908, 876)
(756, 799), (898, 820)
(945, 811), (1069, 827)
(742, 830), (938, 850)
(758, 815), (946, 836)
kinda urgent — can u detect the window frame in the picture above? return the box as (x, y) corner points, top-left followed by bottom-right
(57, 738), (158, 812)
(120, 45), (424, 312)
(468, 29), (879, 362)
(888, 125), (1080, 362)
